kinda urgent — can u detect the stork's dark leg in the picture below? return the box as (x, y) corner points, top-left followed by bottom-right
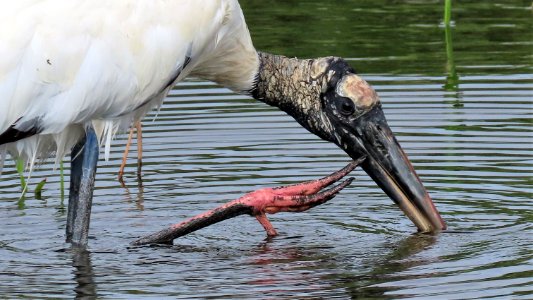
(66, 127), (99, 247)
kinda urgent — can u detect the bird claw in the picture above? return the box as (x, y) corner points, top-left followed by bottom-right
(240, 158), (363, 236)
(251, 176), (355, 236)
(131, 157), (364, 245)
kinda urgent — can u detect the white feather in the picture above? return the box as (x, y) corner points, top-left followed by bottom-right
(0, 0), (259, 174)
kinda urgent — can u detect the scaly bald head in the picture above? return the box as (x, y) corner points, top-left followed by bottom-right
(251, 52), (446, 233)
(251, 53), (379, 145)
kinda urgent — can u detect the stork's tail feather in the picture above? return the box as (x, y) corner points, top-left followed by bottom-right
(0, 123), (41, 145)
(0, 118), (133, 176)
(0, 118), (43, 175)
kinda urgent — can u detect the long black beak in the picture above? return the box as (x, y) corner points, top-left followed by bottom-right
(343, 105), (446, 232)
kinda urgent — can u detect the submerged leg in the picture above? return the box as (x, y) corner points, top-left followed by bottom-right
(118, 126), (134, 181)
(132, 157), (364, 246)
(66, 127), (99, 247)
(135, 122), (143, 175)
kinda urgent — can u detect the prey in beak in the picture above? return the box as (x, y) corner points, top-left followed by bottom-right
(316, 60), (446, 232)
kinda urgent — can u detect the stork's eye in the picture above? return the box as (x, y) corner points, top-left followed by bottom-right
(336, 97), (355, 116)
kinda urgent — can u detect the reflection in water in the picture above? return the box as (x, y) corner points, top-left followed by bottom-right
(246, 239), (315, 290)
(340, 234), (438, 299)
(71, 249), (98, 299)
(121, 174), (145, 211)
(442, 1), (462, 108)
(119, 142), (145, 210)
(372, 234), (437, 274)
(245, 234), (437, 298)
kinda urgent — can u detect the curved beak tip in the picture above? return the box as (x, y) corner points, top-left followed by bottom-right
(342, 106), (446, 233)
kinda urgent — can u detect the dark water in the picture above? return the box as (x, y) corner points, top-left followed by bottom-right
(1, 1), (532, 298)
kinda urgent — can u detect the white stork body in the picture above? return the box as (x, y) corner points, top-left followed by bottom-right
(0, 0), (258, 168)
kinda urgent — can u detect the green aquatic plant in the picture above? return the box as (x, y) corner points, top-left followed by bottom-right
(15, 158), (27, 200)
(15, 157), (52, 200)
(35, 178), (47, 200)
(443, 0), (462, 108)
(444, 0), (452, 26)
(15, 158), (26, 189)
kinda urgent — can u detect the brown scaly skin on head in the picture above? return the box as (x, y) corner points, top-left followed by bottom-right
(251, 53), (344, 143)
(251, 52), (446, 233)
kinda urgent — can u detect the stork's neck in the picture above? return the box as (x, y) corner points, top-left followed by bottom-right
(250, 52), (332, 139)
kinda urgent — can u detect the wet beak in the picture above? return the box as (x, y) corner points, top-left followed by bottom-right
(343, 106), (446, 232)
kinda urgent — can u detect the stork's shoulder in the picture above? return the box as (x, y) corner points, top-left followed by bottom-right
(188, 0), (260, 94)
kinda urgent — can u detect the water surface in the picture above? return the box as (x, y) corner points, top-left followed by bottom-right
(1, 1), (532, 298)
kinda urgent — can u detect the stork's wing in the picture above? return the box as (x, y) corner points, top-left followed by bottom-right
(0, 0), (256, 166)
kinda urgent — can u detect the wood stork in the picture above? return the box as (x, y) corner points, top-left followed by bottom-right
(0, 0), (446, 247)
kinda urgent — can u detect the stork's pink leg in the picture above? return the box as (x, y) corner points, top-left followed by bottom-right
(118, 126), (135, 181)
(119, 122), (143, 183)
(255, 213), (277, 236)
(135, 122), (143, 174)
(132, 158), (364, 246)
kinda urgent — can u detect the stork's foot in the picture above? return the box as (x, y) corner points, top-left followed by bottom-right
(132, 157), (364, 246)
